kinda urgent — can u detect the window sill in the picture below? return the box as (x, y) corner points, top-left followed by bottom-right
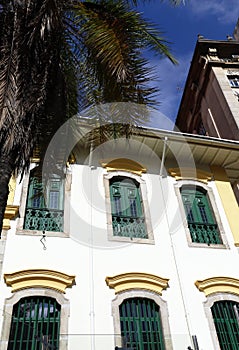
(188, 242), (228, 249)
(108, 235), (155, 245)
(16, 229), (69, 238)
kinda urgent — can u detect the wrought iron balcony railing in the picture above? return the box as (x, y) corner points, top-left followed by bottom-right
(24, 208), (63, 232)
(188, 222), (222, 244)
(112, 215), (147, 239)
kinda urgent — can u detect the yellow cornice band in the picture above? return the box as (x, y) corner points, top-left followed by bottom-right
(4, 269), (76, 293)
(168, 167), (212, 183)
(105, 272), (169, 295)
(195, 277), (239, 296)
(101, 158), (146, 176)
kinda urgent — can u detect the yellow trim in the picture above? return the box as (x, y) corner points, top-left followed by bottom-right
(105, 272), (169, 295)
(4, 269), (75, 293)
(211, 166), (239, 246)
(3, 205), (19, 230)
(101, 158), (146, 176)
(3, 177), (18, 230)
(195, 277), (239, 296)
(4, 205), (19, 220)
(168, 167), (212, 183)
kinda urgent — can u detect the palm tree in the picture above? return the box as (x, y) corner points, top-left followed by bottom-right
(0, 0), (182, 232)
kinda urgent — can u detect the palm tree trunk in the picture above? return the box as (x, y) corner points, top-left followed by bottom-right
(0, 154), (15, 234)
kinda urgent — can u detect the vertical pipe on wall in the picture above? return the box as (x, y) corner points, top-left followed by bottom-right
(159, 136), (194, 349)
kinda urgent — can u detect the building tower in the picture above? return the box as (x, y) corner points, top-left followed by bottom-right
(175, 19), (239, 140)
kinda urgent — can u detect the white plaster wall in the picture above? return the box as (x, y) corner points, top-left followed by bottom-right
(0, 162), (239, 350)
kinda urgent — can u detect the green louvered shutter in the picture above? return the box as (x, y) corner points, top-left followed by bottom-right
(119, 298), (165, 350)
(110, 177), (147, 238)
(7, 296), (61, 350)
(211, 301), (239, 349)
(181, 186), (221, 244)
(24, 174), (64, 232)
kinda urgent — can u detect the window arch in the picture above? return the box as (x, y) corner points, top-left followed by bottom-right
(104, 171), (154, 243)
(180, 185), (222, 245)
(120, 297), (165, 350)
(202, 293), (239, 350)
(7, 295), (61, 350)
(111, 290), (172, 350)
(174, 179), (227, 247)
(24, 168), (64, 232)
(196, 278), (239, 349)
(211, 300), (239, 349)
(110, 176), (146, 239)
(1, 288), (70, 350)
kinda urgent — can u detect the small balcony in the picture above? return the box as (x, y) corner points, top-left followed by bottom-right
(24, 208), (63, 232)
(112, 215), (147, 239)
(188, 222), (222, 244)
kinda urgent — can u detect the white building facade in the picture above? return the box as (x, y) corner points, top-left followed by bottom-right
(1, 126), (239, 350)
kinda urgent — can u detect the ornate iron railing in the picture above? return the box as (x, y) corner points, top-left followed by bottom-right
(24, 208), (63, 232)
(112, 215), (147, 239)
(188, 222), (222, 244)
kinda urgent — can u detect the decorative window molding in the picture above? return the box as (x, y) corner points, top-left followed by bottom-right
(105, 272), (169, 295)
(101, 158), (146, 176)
(111, 289), (173, 350)
(4, 269), (75, 293)
(174, 180), (228, 248)
(104, 171), (154, 244)
(168, 167), (212, 183)
(8, 296), (61, 349)
(0, 288), (70, 350)
(201, 291), (239, 350)
(195, 276), (239, 297)
(16, 164), (71, 237)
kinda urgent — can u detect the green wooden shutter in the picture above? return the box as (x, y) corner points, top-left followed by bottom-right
(211, 301), (239, 349)
(7, 296), (61, 350)
(27, 177), (44, 209)
(119, 298), (165, 350)
(110, 177), (147, 238)
(24, 173), (64, 232)
(181, 186), (221, 244)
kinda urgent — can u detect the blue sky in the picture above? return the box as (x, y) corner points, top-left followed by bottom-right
(137, 0), (239, 129)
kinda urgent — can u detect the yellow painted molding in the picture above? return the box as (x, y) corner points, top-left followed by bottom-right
(105, 272), (169, 295)
(211, 166), (239, 246)
(101, 158), (146, 176)
(168, 167), (212, 183)
(3, 205), (19, 230)
(4, 269), (76, 293)
(7, 176), (16, 204)
(4, 205), (19, 220)
(195, 277), (239, 296)
(3, 176), (18, 231)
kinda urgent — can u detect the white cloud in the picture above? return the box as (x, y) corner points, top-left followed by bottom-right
(189, 0), (239, 24)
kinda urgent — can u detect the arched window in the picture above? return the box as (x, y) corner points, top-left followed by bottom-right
(7, 296), (61, 350)
(24, 170), (64, 232)
(110, 176), (147, 239)
(211, 300), (239, 349)
(180, 185), (222, 244)
(119, 297), (165, 350)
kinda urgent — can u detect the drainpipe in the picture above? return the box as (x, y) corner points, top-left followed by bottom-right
(158, 136), (194, 349)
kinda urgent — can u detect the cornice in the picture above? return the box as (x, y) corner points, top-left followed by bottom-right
(168, 167), (212, 183)
(4, 269), (76, 293)
(195, 277), (239, 296)
(101, 158), (146, 176)
(105, 272), (169, 295)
